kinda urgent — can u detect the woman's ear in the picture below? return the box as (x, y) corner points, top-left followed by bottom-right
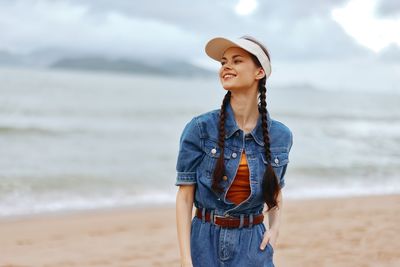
(255, 68), (266, 80)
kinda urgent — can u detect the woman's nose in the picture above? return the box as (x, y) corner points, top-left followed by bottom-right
(222, 63), (232, 70)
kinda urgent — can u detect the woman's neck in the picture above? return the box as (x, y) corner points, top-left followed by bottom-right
(230, 92), (259, 134)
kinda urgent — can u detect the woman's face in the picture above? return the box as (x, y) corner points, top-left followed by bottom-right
(219, 47), (264, 91)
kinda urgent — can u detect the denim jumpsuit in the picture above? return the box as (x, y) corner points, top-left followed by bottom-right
(175, 101), (293, 267)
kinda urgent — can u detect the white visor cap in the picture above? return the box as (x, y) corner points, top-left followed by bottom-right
(205, 37), (271, 79)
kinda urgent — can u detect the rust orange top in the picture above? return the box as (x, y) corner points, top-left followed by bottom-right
(226, 151), (251, 205)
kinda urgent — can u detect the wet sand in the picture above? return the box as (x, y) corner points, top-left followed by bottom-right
(0, 194), (399, 267)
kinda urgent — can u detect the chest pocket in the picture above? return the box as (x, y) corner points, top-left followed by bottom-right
(202, 139), (232, 179)
(261, 150), (289, 181)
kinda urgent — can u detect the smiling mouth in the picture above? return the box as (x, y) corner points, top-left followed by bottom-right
(223, 74), (236, 80)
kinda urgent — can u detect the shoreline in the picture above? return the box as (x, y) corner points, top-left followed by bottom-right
(0, 193), (399, 266)
(1, 191), (397, 222)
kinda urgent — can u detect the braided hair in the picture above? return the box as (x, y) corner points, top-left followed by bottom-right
(211, 36), (281, 211)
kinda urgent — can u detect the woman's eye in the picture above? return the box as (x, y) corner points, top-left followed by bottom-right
(220, 60), (240, 65)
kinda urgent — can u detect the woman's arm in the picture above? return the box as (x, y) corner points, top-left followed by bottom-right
(260, 189), (283, 250)
(176, 184), (195, 267)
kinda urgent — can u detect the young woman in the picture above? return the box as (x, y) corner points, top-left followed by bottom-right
(175, 35), (293, 267)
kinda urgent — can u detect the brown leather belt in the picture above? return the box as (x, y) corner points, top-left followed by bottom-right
(195, 208), (264, 228)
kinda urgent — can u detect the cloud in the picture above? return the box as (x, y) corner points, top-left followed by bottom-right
(0, 0), (200, 59)
(376, 0), (400, 17)
(1, 0), (365, 59)
(378, 43), (400, 62)
(64, 0), (373, 61)
(254, 0), (349, 19)
(0, 0), (398, 92)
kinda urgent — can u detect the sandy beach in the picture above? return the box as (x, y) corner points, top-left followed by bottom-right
(0, 194), (399, 267)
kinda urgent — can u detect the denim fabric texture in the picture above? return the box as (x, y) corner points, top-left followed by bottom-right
(176, 101), (293, 266)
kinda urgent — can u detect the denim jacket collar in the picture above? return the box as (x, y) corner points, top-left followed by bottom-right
(224, 100), (272, 146)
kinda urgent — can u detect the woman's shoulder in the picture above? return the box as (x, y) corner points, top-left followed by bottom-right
(270, 118), (292, 136)
(193, 108), (220, 122)
(182, 108), (220, 137)
(190, 108), (220, 130)
(269, 118), (293, 150)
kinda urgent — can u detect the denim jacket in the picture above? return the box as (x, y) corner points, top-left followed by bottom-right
(175, 101), (293, 217)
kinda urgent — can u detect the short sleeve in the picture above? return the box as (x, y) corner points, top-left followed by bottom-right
(279, 165), (287, 188)
(279, 129), (293, 188)
(175, 117), (204, 186)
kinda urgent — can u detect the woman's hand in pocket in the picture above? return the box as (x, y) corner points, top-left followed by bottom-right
(260, 228), (277, 251)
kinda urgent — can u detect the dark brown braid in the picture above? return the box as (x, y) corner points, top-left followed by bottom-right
(258, 76), (281, 211)
(211, 36), (281, 211)
(211, 90), (231, 194)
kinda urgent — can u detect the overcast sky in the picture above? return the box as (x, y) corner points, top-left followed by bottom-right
(0, 0), (399, 92)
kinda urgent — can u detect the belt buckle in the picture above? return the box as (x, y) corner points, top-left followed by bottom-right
(213, 213), (231, 225)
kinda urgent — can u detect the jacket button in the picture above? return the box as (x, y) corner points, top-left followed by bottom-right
(211, 148), (217, 154)
(232, 152), (237, 158)
(235, 132), (240, 136)
(222, 175), (228, 181)
(274, 158), (279, 164)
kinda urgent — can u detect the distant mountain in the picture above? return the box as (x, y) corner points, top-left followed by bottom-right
(0, 48), (77, 67)
(50, 56), (214, 77)
(0, 48), (215, 77)
(0, 50), (24, 66)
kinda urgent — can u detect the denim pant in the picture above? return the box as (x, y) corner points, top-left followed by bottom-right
(190, 215), (275, 267)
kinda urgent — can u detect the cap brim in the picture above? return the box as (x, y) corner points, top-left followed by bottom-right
(205, 37), (242, 62)
(205, 36), (272, 79)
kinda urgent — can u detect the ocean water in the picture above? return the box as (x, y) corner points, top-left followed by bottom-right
(0, 67), (399, 217)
